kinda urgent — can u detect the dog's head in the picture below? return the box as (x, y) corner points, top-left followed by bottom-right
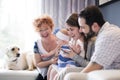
(6, 46), (20, 62)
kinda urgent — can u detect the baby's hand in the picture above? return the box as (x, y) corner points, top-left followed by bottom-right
(61, 49), (76, 58)
(51, 57), (58, 64)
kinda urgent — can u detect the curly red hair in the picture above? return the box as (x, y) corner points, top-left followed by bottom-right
(33, 15), (54, 32)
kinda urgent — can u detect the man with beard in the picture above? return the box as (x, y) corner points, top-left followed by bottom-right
(64, 6), (120, 80)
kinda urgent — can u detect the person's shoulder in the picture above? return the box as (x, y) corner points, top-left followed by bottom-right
(100, 27), (120, 44)
(34, 38), (42, 46)
(101, 22), (120, 38)
(109, 24), (120, 38)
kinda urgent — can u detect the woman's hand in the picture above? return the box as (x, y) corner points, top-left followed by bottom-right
(61, 48), (76, 58)
(40, 44), (61, 58)
(70, 43), (81, 55)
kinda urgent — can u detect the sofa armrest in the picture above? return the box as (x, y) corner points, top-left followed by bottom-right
(87, 70), (120, 80)
(0, 69), (39, 80)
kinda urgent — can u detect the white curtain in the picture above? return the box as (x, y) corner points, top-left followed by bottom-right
(0, 0), (42, 53)
(40, 0), (96, 29)
(0, 0), (95, 58)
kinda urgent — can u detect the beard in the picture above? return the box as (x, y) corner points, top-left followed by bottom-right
(85, 28), (96, 40)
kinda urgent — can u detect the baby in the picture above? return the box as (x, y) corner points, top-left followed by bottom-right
(56, 29), (79, 68)
(41, 29), (80, 68)
(47, 29), (81, 80)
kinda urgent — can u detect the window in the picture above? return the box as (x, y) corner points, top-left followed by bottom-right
(0, 0), (42, 56)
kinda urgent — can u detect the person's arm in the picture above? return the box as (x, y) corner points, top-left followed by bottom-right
(62, 49), (88, 67)
(33, 42), (58, 68)
(72, 54), (89, 67)
(81, 61), (103, 73)
(40, 49), (57, 58)
(34, 53), (58, 68)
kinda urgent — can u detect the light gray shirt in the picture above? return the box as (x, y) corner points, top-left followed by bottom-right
(72, 36), (96, 67)
(91, 22), (120, 69)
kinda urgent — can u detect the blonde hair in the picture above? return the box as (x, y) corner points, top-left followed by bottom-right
(33, 15), (54, 32)
(60, 29), (69, 36)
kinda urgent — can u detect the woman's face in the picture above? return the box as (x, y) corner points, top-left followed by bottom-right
(65, 23), (80, 40)
(38, 23), (52, 38)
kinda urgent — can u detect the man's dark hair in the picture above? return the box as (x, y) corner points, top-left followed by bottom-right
(79, 6), (105, 27)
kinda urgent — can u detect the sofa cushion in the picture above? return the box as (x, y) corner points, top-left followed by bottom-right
(88, 70), (120, 80)
(0, 69), (39, 80)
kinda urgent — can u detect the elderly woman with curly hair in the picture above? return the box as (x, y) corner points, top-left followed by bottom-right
(33, 15), (59, 80)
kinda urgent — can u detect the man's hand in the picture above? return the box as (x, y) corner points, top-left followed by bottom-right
(81, 61), (103, 73)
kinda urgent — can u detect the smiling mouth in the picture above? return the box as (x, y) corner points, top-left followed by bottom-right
(42, 34), (48, 37)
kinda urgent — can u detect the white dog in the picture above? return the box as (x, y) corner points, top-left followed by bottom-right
(4, 46), (36, 70)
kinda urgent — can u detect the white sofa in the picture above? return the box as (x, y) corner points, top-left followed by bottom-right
(0, 69), (39, 80)
(87, 70), (120, 80)
(64, 70), (120, 80)
(0, 69), (120, 80)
